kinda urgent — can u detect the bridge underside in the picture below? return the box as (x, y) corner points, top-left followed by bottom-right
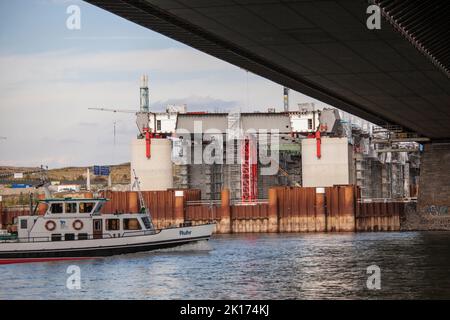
(85, 0), (450, 140)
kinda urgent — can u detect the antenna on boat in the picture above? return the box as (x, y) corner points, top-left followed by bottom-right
(132, 169), (155, 230)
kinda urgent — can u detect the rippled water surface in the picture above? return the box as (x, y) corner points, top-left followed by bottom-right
(1, 232), (450, 299)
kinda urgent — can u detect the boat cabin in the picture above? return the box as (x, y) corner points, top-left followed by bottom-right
(16, 198), (155, 242)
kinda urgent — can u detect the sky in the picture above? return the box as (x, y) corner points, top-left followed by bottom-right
(0, 0), (329, 168)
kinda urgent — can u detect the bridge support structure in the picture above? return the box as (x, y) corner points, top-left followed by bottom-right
(403, 143), (450, 230)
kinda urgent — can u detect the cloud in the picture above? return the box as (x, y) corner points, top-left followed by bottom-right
(151, 95), (239, 112)
(0, 48), (233, 88)
(0, 46), (329, 168)
(78, 121), (99, 127)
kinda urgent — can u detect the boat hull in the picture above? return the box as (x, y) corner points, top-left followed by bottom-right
(0, 223), (215, 264)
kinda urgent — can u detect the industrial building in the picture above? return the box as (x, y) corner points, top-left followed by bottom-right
(124, 76), (420, 202)
(172, 112), (297, 200)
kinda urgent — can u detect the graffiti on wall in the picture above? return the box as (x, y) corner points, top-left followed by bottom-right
(424, 205), (449, 216)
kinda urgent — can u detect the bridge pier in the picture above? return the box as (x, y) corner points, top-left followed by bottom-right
(404, 143), (450, 230)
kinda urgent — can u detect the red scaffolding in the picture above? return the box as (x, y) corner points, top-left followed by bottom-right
(241, 136), (258, 202)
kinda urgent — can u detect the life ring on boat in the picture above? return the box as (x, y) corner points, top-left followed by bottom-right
(72, 220), (84, 231)
(45, 220), (56, 231)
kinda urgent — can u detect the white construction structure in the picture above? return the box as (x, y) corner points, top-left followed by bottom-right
(302, 137), (355, 187)
(130, 138), (173, 191)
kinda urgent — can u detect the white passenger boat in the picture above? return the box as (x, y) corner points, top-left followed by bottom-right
(0, 196), (215, 264)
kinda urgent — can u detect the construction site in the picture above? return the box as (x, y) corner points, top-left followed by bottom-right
(0, 75), (424, 233)
(126, 76), (422, 202)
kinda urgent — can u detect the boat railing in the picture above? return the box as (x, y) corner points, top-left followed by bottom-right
(0, 223), (213, 244)
(0, 229), (165, 244)
(121, 229), (160, 237)
(0, 233), (114, 244)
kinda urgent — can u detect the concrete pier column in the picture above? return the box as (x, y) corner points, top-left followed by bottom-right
(405, 143), (450, 230)
(86, 168), (91, 191)
(268, 188), (279, 233)
(219, 188), (231, 234)
(174, 190), (185, 227)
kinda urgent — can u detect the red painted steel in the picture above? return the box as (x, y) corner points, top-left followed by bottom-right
(144, 127), (151, 159)
(241, 136), (258, 202)
(315, 131), (321, 159)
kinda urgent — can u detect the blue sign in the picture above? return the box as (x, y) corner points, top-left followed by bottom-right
(93, 165), (110, 176)
(100, 166), (110, 176)
(11, 183), (32, 188)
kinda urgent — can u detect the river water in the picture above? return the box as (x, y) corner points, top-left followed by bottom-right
(1, 232), (449, 299)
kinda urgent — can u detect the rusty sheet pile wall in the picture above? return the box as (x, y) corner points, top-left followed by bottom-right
(1, 187), (404, 233)
(1, 207), (31, 232)
(230, 203), (269, 233)
(100, 189), (201, 229)
(356, 201), (403, 231)
(209, 186), (359, 233)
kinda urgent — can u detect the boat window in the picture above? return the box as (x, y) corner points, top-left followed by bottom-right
(20, 219), (27, 229)
(50, 203), (63, 214)
(141, 217), (152, 229)
(93, 220), (102, 232)
(65, 202), (77, 214)
(64, 233), (75, 241)
(93, 202), (104, 214)
(106, 219), (120, 231)
(78, 233), (88, 240)
(79, 202), (95, 213)
(123, 218), (142, 230)
(51, 234), (62, 241)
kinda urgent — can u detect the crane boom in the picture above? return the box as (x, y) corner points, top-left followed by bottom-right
(88, 107), (136, 114)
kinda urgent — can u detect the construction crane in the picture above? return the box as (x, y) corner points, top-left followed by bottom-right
(89, 75), (149, 114)
(283, 87), (290, 112)
(89, 75), (156, 159)
(88, 107), (136, 114)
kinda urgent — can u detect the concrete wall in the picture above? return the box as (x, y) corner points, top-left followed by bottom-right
(302, 137), (353, 187)
(403, 143), (450, 230)
(130, 138), (173, 191)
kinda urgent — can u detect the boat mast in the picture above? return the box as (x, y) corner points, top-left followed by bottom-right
(132, 169), (155, 230)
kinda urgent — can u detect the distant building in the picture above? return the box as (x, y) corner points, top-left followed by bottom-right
(56, 185), (80, 193)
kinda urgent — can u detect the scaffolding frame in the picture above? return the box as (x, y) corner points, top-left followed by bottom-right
(241, 135), (258, 202)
